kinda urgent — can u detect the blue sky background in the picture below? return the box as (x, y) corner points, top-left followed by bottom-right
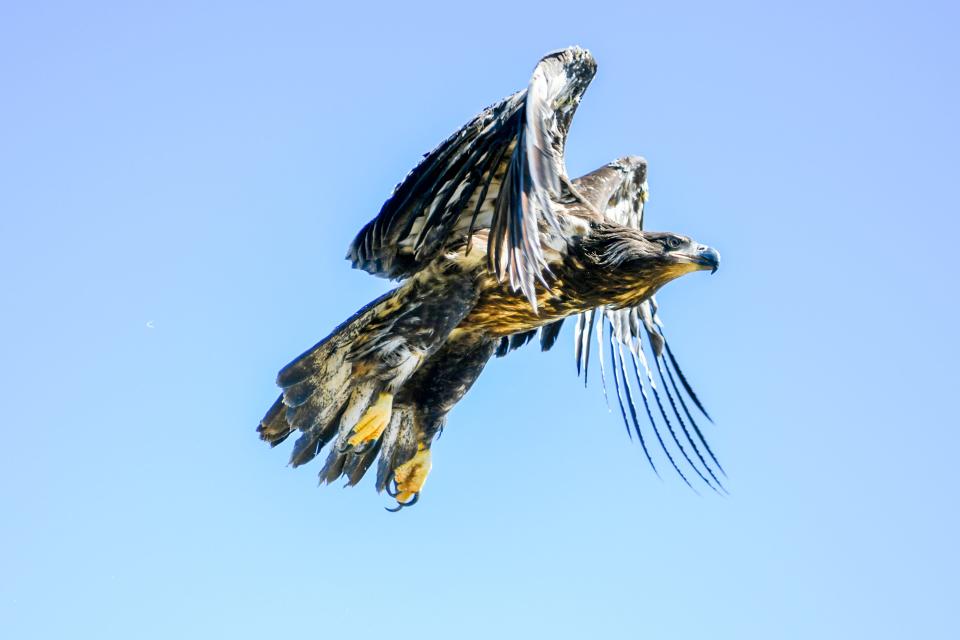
(2, 1), (958, 638)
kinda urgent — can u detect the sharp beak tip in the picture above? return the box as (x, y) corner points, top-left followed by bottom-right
(695, 247), (720, 274)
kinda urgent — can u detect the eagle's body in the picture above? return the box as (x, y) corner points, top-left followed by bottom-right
(259, 48), (724, 509)
(465, 224), (708, 335)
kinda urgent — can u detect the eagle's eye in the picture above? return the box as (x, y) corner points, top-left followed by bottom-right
(666, 236), (683, 249)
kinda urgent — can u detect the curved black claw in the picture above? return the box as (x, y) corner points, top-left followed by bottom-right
(385, 478), (399, 498)
(384, 492), (420, 513)
(337, 441), (353, 454)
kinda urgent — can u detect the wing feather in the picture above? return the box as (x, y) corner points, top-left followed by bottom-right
(563, 157), (723, 489)
(349, 47), (597, 309)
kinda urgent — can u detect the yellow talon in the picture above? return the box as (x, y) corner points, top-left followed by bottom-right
(393, 443), (432, 502)
(347, 392), (393, 447)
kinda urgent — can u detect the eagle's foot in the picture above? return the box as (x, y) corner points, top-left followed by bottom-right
(346, 392), (393, 449)
(386, 444), (432, 510)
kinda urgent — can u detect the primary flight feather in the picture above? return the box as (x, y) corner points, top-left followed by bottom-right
(258, 47), (723, 509)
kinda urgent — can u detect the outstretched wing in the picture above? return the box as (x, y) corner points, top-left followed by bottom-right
(577, 157), (724, 492)
(500, 157), (725, 492)
(348, 46), (597, 309)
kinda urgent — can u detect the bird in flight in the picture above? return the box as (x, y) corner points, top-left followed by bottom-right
(258, 47), (723, 510)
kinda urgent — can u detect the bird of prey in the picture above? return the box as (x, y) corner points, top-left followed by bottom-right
(258, 46), (723, 510)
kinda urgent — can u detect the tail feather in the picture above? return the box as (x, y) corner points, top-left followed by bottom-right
(343, 440), (382, 487)
(318, 446), (347, 484)
(280, 376), (318, 408)
(257, 396), (295, 446)
(282, 333), (355, 432)
(317, 381), (380, 481)
(276, 291), (394, 387)
(288, 404), (345, 468)
(289, 430), (324, 467)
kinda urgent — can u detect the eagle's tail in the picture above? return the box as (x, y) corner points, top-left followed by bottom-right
(258, 270), (477, 490)
(257, 289), (401, 469)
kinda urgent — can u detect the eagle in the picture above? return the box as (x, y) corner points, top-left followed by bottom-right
(258, 47), (723, 510)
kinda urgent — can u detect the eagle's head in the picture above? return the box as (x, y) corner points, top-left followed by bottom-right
(580, 224), (720, 308)
(639, 231), (720, 277)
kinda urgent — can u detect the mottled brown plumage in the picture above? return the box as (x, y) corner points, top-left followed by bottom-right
(258, 47), (724, 509)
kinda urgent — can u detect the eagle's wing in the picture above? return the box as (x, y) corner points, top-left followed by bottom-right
(503, 157), (725, 492)
(580, 158), (724, 492)
(348, 46), (597, 309)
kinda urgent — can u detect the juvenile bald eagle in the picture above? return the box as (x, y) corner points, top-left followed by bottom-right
(258, 47), (723, 510)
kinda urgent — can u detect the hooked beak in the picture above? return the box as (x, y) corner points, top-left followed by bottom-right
(692, 246), (720, 274)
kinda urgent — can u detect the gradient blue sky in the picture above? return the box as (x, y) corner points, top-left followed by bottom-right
(2, 1), (958, 638)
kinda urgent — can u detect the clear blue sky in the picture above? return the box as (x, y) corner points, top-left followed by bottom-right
(2, 1), (958, 638)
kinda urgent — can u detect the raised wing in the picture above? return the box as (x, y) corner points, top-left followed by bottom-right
(500, 157), (725, 492)
(348, 47), (597, 309)
(572, 155), (648, 229)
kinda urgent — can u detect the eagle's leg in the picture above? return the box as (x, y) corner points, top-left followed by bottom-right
(336, 267), (479, 457)
(345, 391), (393, 451)
(391, 442), (432, 505)
(383, 331), (497, 509)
